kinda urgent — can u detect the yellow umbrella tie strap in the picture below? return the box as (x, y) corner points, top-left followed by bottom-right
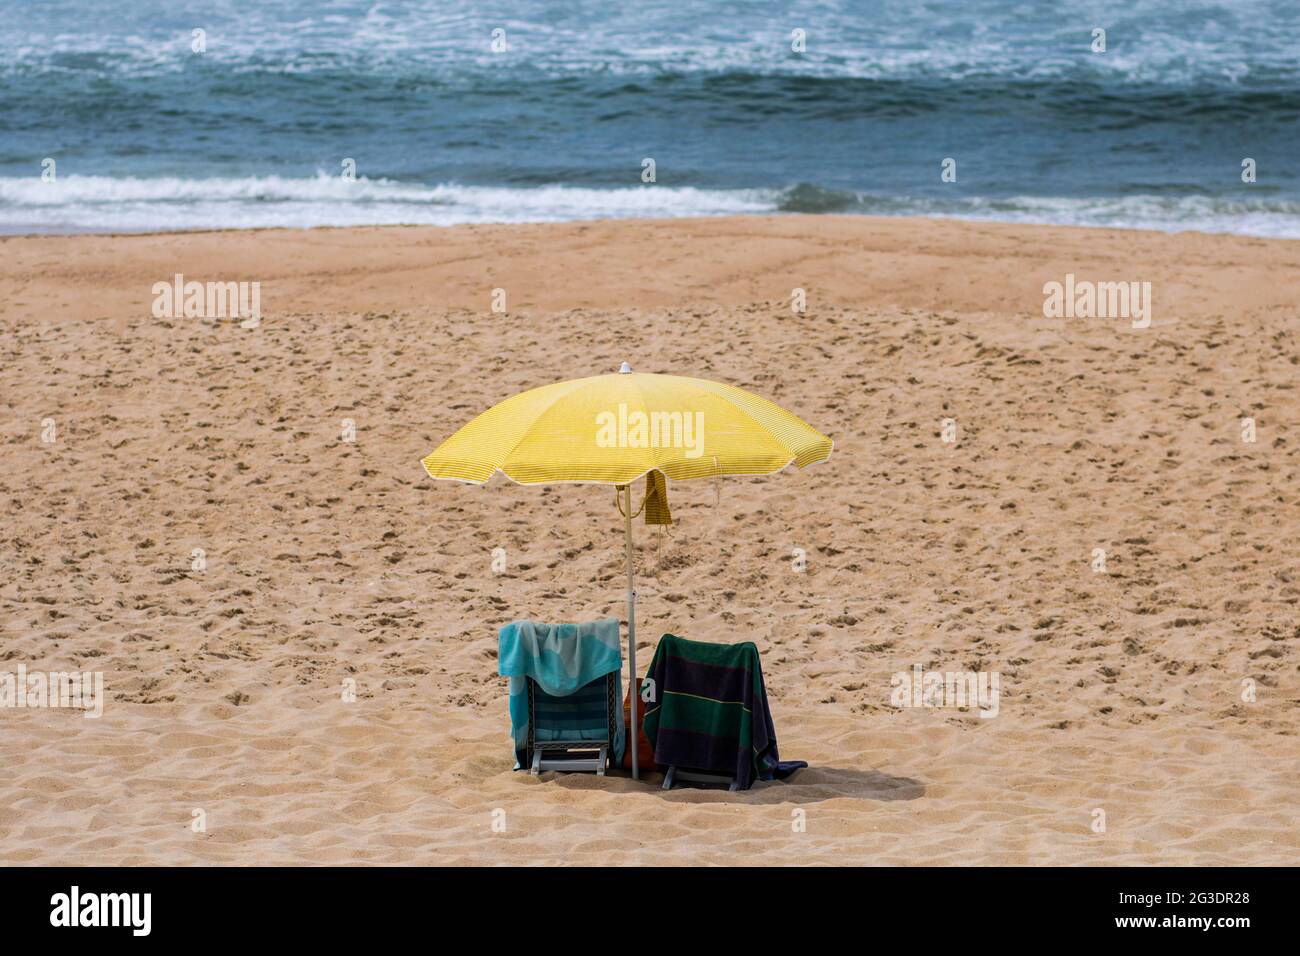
(643, 470), (672, 526)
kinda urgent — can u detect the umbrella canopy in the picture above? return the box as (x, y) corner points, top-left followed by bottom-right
(420, 363), (832, 780)
(421, 366), (832, 485)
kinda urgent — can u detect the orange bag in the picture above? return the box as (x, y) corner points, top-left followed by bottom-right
(621, 677), (657, 772)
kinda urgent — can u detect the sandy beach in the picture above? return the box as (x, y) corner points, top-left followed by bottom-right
(1, 214), (1297, 865)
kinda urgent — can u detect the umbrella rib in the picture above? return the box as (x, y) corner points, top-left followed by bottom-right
(688, 380), (823, 468)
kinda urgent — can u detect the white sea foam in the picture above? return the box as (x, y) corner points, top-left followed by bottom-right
(3, 175), (1299, 238)
(0, 175), (777, 232)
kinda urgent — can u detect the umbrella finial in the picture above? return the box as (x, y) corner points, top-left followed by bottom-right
(618, 361), (632, 374)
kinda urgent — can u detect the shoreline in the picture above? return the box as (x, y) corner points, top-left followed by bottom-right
(5, 210), (1300, 244)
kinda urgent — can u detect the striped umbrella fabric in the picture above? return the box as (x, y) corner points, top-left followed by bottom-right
(420, 370), (832, 486)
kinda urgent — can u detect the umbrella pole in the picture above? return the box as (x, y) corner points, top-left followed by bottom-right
(621, 483), (638, 780)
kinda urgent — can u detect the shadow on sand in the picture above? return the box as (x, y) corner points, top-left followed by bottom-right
(705, 766), (924, 804)
(555, 765), (926, 804)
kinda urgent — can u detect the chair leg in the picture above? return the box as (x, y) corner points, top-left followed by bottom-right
(597, 745), (608, 776)
(530, 749), (542, 775)
(662, 766), (676, 790)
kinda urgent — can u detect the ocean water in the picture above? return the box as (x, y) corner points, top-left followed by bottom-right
(2, 0), (1298, 235)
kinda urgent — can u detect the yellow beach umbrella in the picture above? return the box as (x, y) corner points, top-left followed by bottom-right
(421, 362), (832, 778)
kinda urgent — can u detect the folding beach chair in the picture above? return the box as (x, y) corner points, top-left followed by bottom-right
(499, 618), (625, 776)
(661, 765), (739, 791)
(526, 672), (620, 776)
(642, 633), (806, 791)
